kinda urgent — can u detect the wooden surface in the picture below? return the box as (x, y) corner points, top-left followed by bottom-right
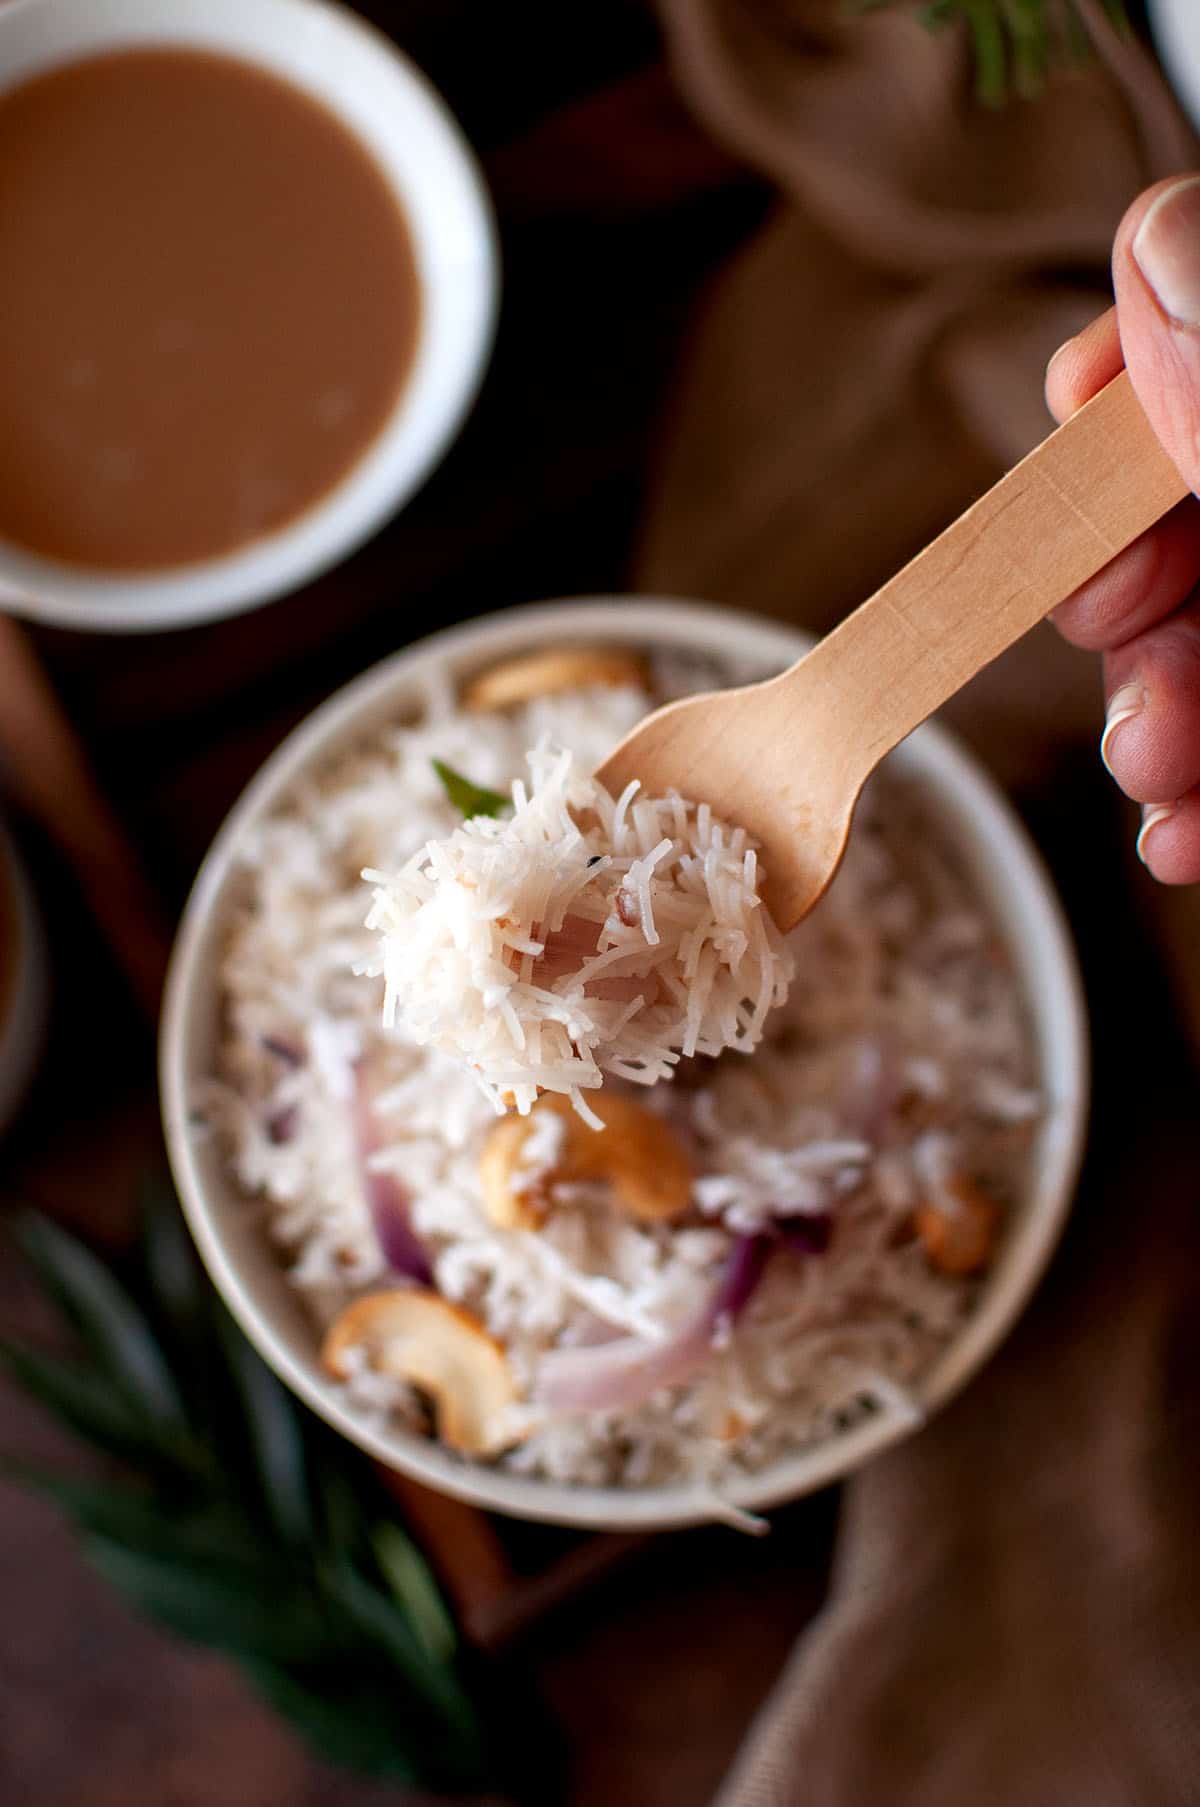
(599, 371), (1190, 929)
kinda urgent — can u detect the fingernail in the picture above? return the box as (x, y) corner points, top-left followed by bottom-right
(1136, 801), (1176, 867)
(1100, 682), (1145, 775)
(1133, 176), (1200, 326)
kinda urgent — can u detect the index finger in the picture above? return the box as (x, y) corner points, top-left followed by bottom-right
(1044, 299), (1200, 654)
(1044, 306), (1124, 424)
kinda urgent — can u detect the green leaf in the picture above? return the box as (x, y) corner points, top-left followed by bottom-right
(850, 0), (1131, 102)
(320, 1558), (480, 1744)
(371, 1520), (456, 1664)
(243, 1655), (490, 1789)
(215, 1309), (313, 1547)
(312, 1454), (371, 1564)
(11, 1212), (185, 1429)
(0, 1461), (266, 1568)
(0, 1340), (205, 1475)
(3, 1174), (521, 1789)
(140, 1178), (206, 1347)
(239, 1658), (421, 1780)
(432, 759), (510, 820)
(320, 1557), (436, 1682)
(0, 1463), (165, 1540)
(1062, 1), (1091, 64)
(962, 0), (1007, 104)
(1001, 0), (1047, 97)
(83, 1531), (334, 1665)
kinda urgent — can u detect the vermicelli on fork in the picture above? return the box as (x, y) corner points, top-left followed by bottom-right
(363, 741), (794, 1119)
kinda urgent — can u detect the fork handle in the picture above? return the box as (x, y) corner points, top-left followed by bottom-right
(791, 371), (1189, 780)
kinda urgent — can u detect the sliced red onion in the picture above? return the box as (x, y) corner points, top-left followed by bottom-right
(534, 1233), (770, 1414)
(714, 1232), (772, 1323)
(524, 913), (650, 1004)
(839, 1036), (898, 1143)
(562, 1312), (628, 1350)
(772, 1211), (833, 1256)
(266, 1105), (298, 1146)
(353, 1064), (433, 1286)
(533, 1314), (708, 1414)
(363, 1170), (432, 1285)
(532, 911), (602, 982)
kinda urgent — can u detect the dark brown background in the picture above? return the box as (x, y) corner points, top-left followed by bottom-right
(0, 4), (1194, 1804)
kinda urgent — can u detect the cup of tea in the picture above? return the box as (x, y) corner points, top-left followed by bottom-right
(0, 0), (498, 632)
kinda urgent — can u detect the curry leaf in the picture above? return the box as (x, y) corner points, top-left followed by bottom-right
(83, 1531), (334, 1664)
(372, 1519), (457, 1664)
(850, 0), (1130, 102)
(11, 1211), (185, 1428)
(215, 1307), (313, 1547)
(0, 1340), (205, 1474)
(0, 1203), (499, 1793)
(0, 1462), (266, 1567)
(239, 1659), (422, 1780)
(432, 759), (510, 820)
(140, 1179), (206, 1349)
(320, 1556), (477, 1737)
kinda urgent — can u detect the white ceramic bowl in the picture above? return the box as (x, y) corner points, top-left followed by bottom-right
(1149, 0), (1200, 131)
(161, 598), (1089, 1529)
(0, 817), (49, 1140)
(0, 0), (497, 634)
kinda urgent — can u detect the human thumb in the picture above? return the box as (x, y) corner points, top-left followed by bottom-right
(1119, 175), (1200, 498)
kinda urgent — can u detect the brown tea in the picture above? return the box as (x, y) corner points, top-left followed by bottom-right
(0, 48), (421, 570)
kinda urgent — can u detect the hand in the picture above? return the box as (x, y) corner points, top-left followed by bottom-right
(1047, 176), (1200, 884)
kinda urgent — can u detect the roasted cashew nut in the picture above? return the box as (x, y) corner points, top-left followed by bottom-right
(479, 1091), (692, 1229)
(462, 646), (649, 713)
(321, 1289), (519, 1456)
(913, 1174), (1000, 1276)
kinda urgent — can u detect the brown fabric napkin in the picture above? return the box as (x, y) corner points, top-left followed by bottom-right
(634, 5), (1200, 1802)
(641, 0), (1195, 788)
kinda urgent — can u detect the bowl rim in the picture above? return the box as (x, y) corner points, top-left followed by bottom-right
(0, 0), (499, 634)
(161, 596), (1090, 1530)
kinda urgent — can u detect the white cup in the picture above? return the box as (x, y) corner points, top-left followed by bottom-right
(0, 0), (498, 633)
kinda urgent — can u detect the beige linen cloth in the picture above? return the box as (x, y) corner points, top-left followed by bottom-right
(636, 5), (1200, 1803)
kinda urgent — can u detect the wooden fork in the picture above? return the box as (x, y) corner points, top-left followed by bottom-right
(597, 373), (1188, 930)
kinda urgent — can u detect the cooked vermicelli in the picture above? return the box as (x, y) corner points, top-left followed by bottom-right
(363, 743), (793, 1119)
(200, 653), (1040, 1498)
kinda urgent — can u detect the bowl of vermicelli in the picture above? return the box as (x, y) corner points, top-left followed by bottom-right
(161, 598), (1088, 1530)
